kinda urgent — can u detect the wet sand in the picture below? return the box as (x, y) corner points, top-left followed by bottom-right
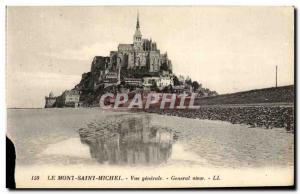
(7, 108), (294, 188)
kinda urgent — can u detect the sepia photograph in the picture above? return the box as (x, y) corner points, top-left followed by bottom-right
(5, 6), (294, 189)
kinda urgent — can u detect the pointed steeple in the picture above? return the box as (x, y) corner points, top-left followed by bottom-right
(133, 11), (142, 50)
(136, 11), (140, 29)
(133, 11), (142, 42)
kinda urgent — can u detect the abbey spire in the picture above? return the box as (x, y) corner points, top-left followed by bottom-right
(136, 11), (140, 29)
(133, 11), (142, 50)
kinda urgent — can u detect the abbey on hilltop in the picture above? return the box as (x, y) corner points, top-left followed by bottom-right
(90, 12), (174, 91)
(110, 13), (172, 73)
(45, 13), (217, 108)
(78, 13), (175, 96)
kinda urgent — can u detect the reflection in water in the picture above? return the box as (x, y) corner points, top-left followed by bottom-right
(78, 114), (175, 165)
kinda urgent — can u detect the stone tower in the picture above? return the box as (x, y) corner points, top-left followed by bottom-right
(45, 91), (56, 108)
(133, 12), (143, 51)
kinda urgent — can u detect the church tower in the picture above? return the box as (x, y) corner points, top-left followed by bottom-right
(133, 12), (143, 50)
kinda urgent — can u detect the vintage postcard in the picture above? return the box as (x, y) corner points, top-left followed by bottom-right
(6, 6), (294, 189)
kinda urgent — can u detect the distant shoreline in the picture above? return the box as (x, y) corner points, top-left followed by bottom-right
(7, 102), (294, 110)
(8, 84), (294, 109)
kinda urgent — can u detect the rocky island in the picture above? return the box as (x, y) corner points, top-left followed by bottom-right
(44, 13), (294, 132)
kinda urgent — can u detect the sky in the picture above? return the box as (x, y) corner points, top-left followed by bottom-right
(6, 6), (294, 108)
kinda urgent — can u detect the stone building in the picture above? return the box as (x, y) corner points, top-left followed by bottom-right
(143, 76), (173, 89)
(124, 77), (143, 87)
(45, 90), (80, 108)
(143, 77), (161, 88)
(157, 76), (174, 88)
(109, 13), (172, 73)
(45, 92), (56, 108)
(48, 13), (178, 107)
(56, 90), (81, 107)
(85, 13), (173, 93)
